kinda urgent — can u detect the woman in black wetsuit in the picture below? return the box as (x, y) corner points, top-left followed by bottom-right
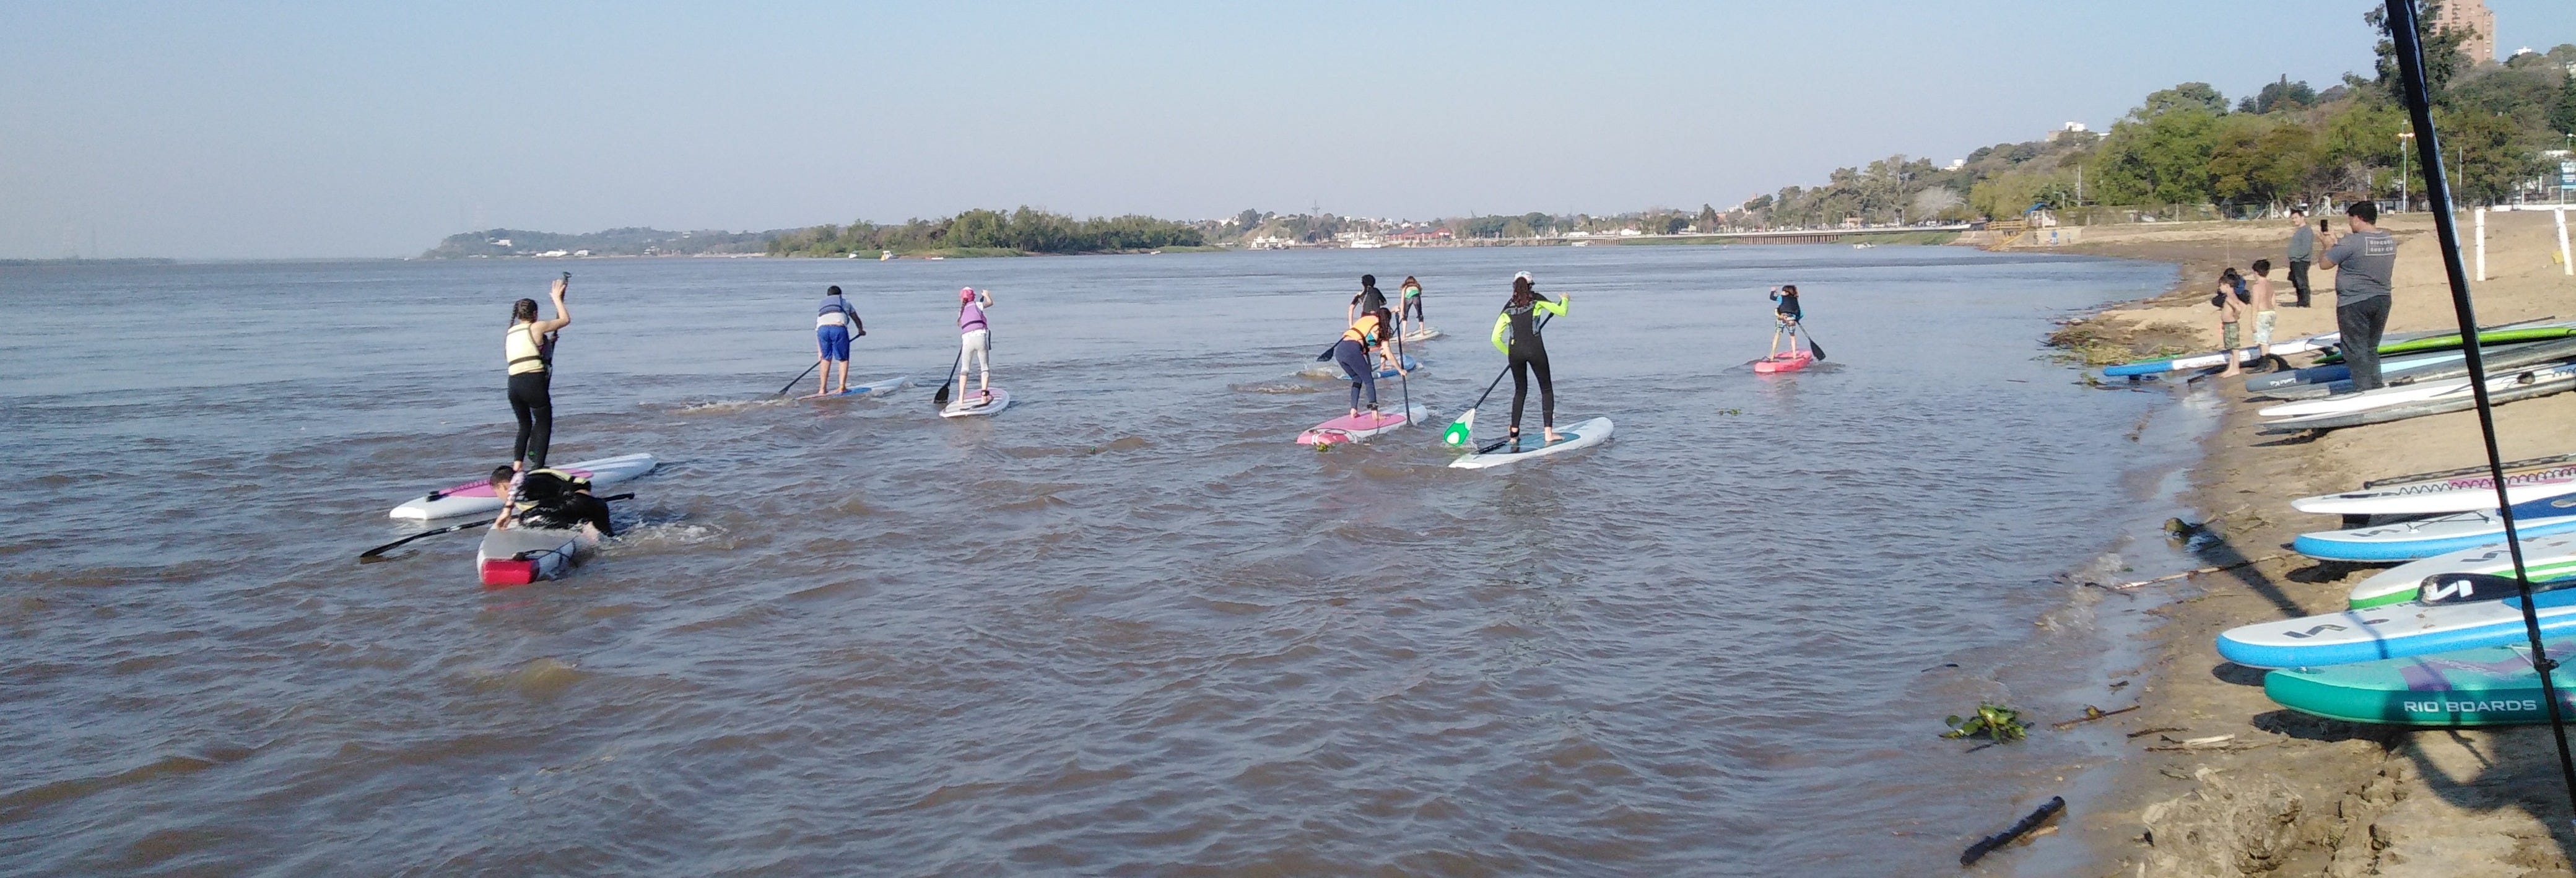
(503, 276), (571, 471)
(1488, 271), (1569, 446)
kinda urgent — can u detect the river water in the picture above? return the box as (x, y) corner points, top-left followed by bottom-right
(2, 245), (2198, 875)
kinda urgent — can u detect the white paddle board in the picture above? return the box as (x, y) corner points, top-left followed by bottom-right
(389, 453), (658, 521)
(1448, 417), (1614, 469)
(941, 387), (1012, 418)
(800, 375), (910, 400)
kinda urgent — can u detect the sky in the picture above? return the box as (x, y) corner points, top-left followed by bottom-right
(2, 1), (2572, 259)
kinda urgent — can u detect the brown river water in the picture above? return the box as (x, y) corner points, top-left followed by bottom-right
(2, 246), (2206, 875)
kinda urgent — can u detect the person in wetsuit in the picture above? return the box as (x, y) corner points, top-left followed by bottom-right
(1333, 307), (1394, 419)
(504, 276), (572, 471)
(1490, 271), (1569, 445)
(487, 465), (613, 536)
(1349, 274), (1387, 324)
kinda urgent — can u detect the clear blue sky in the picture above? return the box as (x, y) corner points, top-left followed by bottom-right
(3, 1), (2570, 258)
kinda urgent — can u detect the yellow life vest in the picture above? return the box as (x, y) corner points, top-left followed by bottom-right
(505, 321), (549, 375)
(1342, 315), (1383, 345)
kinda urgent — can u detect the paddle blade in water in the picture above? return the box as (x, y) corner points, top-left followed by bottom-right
(1442, 409), (1474, 446)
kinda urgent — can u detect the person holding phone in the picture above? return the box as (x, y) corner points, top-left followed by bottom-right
(505, 274), (571, 470)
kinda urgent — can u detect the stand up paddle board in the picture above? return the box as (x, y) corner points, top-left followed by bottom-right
(800, 375), (911, 400)
(941, 387), (1012, 418)
(389, 453), (658, 521)
(2294, 494), (2576, 562)
(1752, 351), (1814, 373)
(2100, 332), (2338, 376)
(1401, 326), (1443, 342)
(2216, 585), (2576, 669)
(2345, 532), (2576, 609)
(1296, 403), (1428, 445)
(2293, 464), (2576, 517)
(477, 525), (599, 587)
(2265, 638), (2576, 726)
(1448, 417), (1613, 469)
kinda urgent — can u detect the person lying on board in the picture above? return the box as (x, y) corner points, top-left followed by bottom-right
(487, 466), (614, 536)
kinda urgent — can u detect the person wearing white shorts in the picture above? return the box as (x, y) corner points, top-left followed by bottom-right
(2247, 259), (2280, 360)
(954, 287), (995, 405)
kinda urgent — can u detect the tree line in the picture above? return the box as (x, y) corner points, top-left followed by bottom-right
(1746, 4), (2575, 227)
(765, 207), (1203, 256)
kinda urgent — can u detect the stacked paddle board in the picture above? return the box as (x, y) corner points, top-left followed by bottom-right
(2100, 331), (2338, 377)
(389, 453), (659, 521)
(2343, 532), (2576, 608)
(2292, 464), (2576, 517)
(2217, 585), (2576, 669)
(2265, 639), (2576, 726)
(2294, 493), (2576, 561)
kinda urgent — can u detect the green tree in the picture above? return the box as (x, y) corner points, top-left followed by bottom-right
(2137, 82), (2229, 119)
(2094, 106), (2222, 204)
(2551, 76), (2576, 136)
(2434, 108), (2547, 204)
(2367, 1), (2468, 104)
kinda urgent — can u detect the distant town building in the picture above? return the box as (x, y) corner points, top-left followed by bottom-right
(2045, 122), (2090, 143)
(2432, 0), (2494, 64)
(1944, 159), (1965, 171)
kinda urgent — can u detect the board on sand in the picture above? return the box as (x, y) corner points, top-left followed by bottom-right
(1297, 402), (1429, 445)
(2258, 363), (2576, 433)
(2216, 584), (2576, 669)
(2258, 357), (2576, 418)
(2292, 464), (2576, 517)
(940, 387), (1012, 418)
(799, 375), (911, 399)
(477, 524), (599, 587)
(2344, 531), (2576, 609)
(1752, 350), (1814, 373)
(2253, 337), (2576, 402)
(2100, 331), (2338, 376)
(1448, 417), (1614, 470)
(389, 453), (658, 521)
(2293, 493), (2576, 562)
(2265, 638), (2576, 726)
(2243, 350), (2463, 393)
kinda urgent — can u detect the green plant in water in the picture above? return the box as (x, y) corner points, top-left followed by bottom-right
(1942, 703), (2028, 743)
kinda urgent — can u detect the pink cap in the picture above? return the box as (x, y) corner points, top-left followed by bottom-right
(959, 287), (976, 302)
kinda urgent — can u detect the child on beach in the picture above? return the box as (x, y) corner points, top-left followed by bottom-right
(2214, 267), (2250, 376)
(2245, 259), (2279, 366)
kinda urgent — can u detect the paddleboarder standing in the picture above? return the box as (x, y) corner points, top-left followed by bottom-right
(954, 287), (996, 406)
(1490, 271), (1567, 446)
(812, 285), (864, 397)
(1769, 284), (1804, 356)
(504, 275), (571, 471)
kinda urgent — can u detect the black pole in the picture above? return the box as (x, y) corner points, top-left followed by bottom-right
(2385, 0), (2576, 824)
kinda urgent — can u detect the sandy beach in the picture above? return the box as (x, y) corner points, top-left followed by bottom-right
(2042, 210), (2576, 877)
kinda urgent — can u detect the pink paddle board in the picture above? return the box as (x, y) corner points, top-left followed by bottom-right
(1752, 351), (1814, 373)
(1297, 403), (1428, 445)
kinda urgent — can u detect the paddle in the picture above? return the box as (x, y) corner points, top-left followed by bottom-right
(1802, 324), (1827, 361)
(778, 360), (822, 396)
(360, 521), (486, 560)
(1443, 312), (1552, 447)
(932, 347), (964, 406)
(355, 492), (635, 561)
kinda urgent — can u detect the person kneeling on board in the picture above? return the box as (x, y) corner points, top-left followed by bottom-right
(1492, 271), (1567, 446)
(814, 284), (866, 396)
(487, 466), (614, 537)
(1332, 307), (1398, 419)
